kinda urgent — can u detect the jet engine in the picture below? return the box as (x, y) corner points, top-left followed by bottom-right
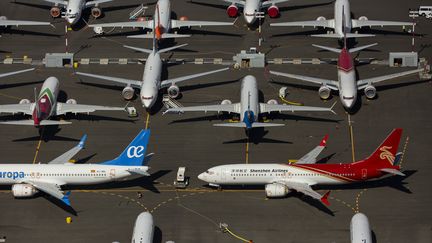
(179, 16), (189, 21)
(318, 85), (331, 100)
(267, 99), (278, 105)
(19, 99), (30, 104)
(167, 85), (180, 99)
(12, 184), (38, 198)
(265, 183), (289, 198)
(0, 16), (7, 21)
(221, 99), (232, 105)
(358, 16), (368, 21)
(122, 86), (135, 100)
(267, 5), (280, 18)
(91, 7), (102, 18)
(66, 99), (77, 104)
(316, 16), (326, 21)
(364, 85), (376, 99)
(50, 6), (61, 18)
(226, 5), (239, 17)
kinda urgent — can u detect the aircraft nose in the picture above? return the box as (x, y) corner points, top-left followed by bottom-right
(197, 173), (206, 181)
(244, 15), (255, 25)
(342, 99), (354, 110)
(142, 99), (153, 109)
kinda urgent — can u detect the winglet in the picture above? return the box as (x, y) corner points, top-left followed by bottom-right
(61, 191), (71, 207)
(319, 135), (329, 147)
(321, 191), (331, 206)
(78, 134), (87, 149)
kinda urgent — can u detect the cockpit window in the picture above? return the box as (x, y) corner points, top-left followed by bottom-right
(207, 170), (214, 175)
(343, 96), (354, 100)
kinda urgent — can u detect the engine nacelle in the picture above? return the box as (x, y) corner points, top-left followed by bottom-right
(318, 85), (331, 100)
(0, 16), (8, 21)
(364, 85), (376, 99)
(226, 4), (239, 18)
(50, 6), (61, 18)
(122, 86), (135, 100)
(179, 16), (189, 21)
(91, 7), (102, 18)
(267, 99), (278, 105)
(316, 16), (326, 21)
(12, 184), (38, 198)
(265, 183), (289, 198)
(221, 99), (232, 105)
(267, 5), (280, 18)
(66, 99), (77, 104)
(19, 99), (30, 104)
(358, 16), (368, 21)
(167, 85), (180, 99)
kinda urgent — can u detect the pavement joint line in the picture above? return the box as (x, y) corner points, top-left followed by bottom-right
(32, 127), (45, 164)
(0, 92), (23, 100)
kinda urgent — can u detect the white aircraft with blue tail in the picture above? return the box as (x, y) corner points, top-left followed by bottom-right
(0, 129), (152, 207)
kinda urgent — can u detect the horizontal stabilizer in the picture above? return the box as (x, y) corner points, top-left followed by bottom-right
(213, 122), (285, 128)
(213, 122), (246, 128)
(251, 122), (285, 128)
(311, 33), (375, 38)
(312, 44), (342, 53)
(321, 191), (331, 206)
(380, 168), (405, 176)
(123, 45), (153, 54)
(0, 120), (72, 126)
(127, 33), (191, 39)
(349, 43), (378, 53)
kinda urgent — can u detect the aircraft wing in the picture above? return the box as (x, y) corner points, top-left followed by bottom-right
(357, 69), (422, 89)
(75, 72), (142, 88)
(221, 0), (245, 6)
(296, 135), (328, 164)
(160, 67), (229, 88)
(271, 19), (335, 28)
(262, 0), (291, 8)
(164, 103), (240, 114)
(43, 0), (68, 6)
(0, 103), (34, 115)
(56, 102), (125, 115)
(48, 135), (87, 164)
(24, 180), (70, 206)
(277, 181), (330, 205)
(89, 20), (153, 29)
(352, 19), (413, 28)
(171, 20), (233, 29)
(85, 0), (114, 7)
(259, 103), (335, 114)
(0, 20), (51, 27)
(0, 68), (35, 78)
(270, 70), (339, 90)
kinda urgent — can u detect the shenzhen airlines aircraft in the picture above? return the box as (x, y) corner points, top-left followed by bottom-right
(76, 33), (228, 109)
(0, 76), (127, 126)
(271, 0), (413, 38)
(198, 129), (405, 206)
(90, 0), (233, 40)
(0, 129), (152, 207)
(34, 0), (119, 25)
(270, 41), (423, 110)
(164, 75), (334, 129)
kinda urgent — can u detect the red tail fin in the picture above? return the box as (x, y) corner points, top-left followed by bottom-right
(364, 128), (403, 166)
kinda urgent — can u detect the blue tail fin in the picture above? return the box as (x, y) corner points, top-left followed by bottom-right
(101, 130), (151, 166)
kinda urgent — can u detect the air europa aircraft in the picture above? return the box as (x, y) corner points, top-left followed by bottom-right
(198, 129), (405, 206)
(0, 129), (152, 207)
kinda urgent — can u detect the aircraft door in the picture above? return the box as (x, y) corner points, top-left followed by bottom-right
(221, 168), (227, 181)
(110, 169), (116, 179)
(361, 169), (367, 179)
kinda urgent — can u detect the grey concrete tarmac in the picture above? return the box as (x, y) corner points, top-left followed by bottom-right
(0, 0), (431, 242)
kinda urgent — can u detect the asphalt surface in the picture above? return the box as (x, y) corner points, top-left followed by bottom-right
(0, 0), (431, 242)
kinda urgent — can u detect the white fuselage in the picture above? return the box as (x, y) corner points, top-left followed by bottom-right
(131, 212), (154, 243)
(140, 51), (163, 109)
(154, 0), (172, 32)
(239, 75), (259, 123)
(350, 213), (372, 243)
(65, 0), (85, 25)
(33, 76), (60, 123)
(198, 164), (343, 186)
(0, 164), (148, 186)
(243, 0), (261, 25)
(337, 68), (357, 109)
(334, 0), (352, 36)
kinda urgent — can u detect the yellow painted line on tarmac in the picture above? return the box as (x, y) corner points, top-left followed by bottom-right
(348, 113), (356, 162)
(145, 112), (150, 129)
(354, 189), (368, 213)
(399, 136), (410, 169)
(32, 127), (45, 164)
(245, 140), (249, 164)
(0, 92), (22, 101)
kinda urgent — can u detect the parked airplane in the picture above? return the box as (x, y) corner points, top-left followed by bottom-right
(271, 0), (413, 38)
(0, 68), (35, 79)
(270, 41), (423, 110)
(132, 212), (154, 243)
(198, 128), (405, 206)
(351, 213), (372, 243)
(0, 76), (127, 126)
(0, 129), (151, 207)
(90, 0), (233, 40)
(29, 0), (120, 25)
(192, 0), (291, 25)
(76, 33), (228, 110)
(164, 75), (334, 129)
